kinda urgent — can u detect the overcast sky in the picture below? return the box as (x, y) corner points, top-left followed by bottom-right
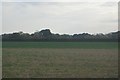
(2, 0), (119, 2)
(2, 2), (118, 34)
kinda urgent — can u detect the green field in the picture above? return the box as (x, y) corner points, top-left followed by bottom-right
(2, 42), (118, 49)
(2, 42), (118, 78)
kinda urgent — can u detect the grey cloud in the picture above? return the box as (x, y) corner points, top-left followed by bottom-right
(2, 2), (118, 34)
(100, 2), (117, 7)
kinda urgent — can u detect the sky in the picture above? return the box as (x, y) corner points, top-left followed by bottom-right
(2, 1), (118, 35)
(2, 0), (120, 2)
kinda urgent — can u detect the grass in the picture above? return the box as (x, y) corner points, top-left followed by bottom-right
(3, 48), (118, 78)
(2, 42), (118, 78)
(2, 42), (118, 49)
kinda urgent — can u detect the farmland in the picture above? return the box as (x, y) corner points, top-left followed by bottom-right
(2, 42), (118, 78)
(2, 42), (118, 49)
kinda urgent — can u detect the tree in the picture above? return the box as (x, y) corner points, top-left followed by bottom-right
(39, 29), (52, 39)
(1, 29), (119, 42)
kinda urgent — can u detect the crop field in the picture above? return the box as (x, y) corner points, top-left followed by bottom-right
(2, 42), (118, 78)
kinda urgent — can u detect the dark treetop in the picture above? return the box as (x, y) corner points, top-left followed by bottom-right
(1, 29), (120, 42)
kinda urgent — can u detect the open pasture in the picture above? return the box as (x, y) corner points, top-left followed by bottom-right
(2, 42), (118, 78)
(2, 42), (118, 49)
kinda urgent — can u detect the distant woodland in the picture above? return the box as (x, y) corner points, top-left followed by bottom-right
(1, 29), (120, 42)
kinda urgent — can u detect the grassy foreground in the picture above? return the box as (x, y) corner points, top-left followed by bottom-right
(2, 42), (118, 78)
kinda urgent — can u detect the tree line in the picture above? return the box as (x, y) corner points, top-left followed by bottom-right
(1, 29), (120, 42)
